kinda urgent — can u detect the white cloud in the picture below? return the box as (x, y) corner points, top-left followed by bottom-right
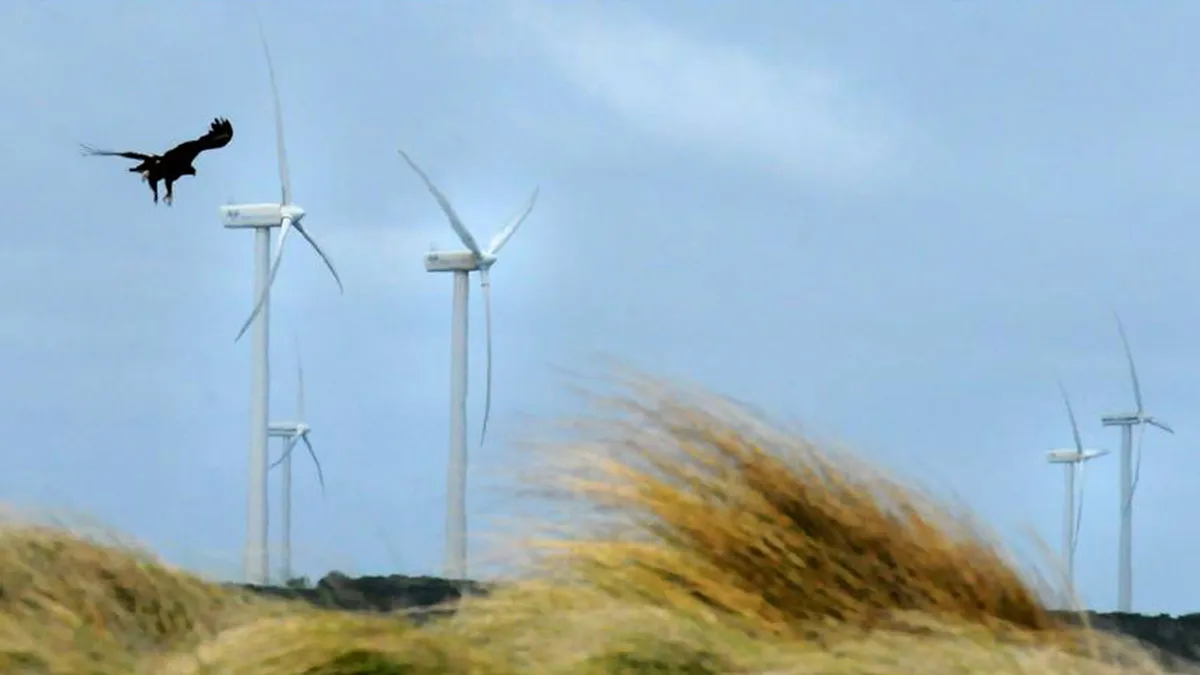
(503, 1), (898, 185)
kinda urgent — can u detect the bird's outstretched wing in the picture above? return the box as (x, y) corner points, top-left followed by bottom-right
(79, 144), (155, 161)
(162, 117), (234, 164)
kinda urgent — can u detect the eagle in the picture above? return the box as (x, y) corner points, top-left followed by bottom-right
(80, 117), (234, 205)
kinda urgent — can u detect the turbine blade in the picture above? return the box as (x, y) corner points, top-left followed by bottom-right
(1056, 377), (1084, 453)
(270, 436), (301, 470)
(292, 220), (345, 294)
(235, 216), (294, 342)
(479, 269), (494, 447)
(256, 16), (291, 206)
(301, 434), (327, 496)
(396, 150), (483, 257)
(1148, 417), (1174, 434)
(1114, 313), (1144, 414)
(1129, 420), (1148, 510)
(486, 187), (539, 255)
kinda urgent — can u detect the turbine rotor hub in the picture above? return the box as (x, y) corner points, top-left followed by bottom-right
(280, 203), (305, 223)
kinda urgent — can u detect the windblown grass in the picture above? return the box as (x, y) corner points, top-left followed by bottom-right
(0, 373), (1187, 673)
(0, 519), (257, 673)
(510, 374), (1059, 636)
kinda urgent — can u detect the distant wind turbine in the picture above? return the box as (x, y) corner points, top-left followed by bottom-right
(1046, 378), (1109, 600)
(1101, 314), (1173, 612)
(268, 340), (326, 584)
(396, 149), (538, 580)
(218, 17), (342, 585)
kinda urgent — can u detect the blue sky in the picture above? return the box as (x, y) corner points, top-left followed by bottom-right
(3, 0), (1200, 613)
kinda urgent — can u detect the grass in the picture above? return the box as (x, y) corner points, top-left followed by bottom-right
(0, 372), (1188, 673)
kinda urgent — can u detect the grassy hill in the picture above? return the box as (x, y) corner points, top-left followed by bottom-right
(1, 373), (1194, 673)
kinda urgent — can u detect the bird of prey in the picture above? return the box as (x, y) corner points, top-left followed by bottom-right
(80, 117), (234, 205)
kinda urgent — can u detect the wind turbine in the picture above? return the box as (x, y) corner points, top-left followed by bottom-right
(268, 341), (326, 585)
(1046, 378), (1109, 601)
(219, 21), (343, 585)
(1100, 315), (1173, 612)
(396, 149), (538, 580)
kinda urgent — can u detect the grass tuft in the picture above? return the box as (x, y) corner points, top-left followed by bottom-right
(513, 374), (1061, 639)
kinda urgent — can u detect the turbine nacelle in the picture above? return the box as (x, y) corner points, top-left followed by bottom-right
(221, 203), (306, 229)
(1101, 412), (1174, 433)
(1047, 448), (1110, 464)
(268, 421), (310, 437)
(424, 249), (498, 273)
(268, 422), (296, 436)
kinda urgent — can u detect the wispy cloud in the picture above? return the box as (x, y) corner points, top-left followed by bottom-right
(503, 0), (899, 185)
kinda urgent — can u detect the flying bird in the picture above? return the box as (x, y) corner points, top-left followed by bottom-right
(80, 117), (234, 206)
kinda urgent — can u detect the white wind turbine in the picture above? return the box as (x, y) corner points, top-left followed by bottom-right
(1046, 378), (1109, 602)
(219, 21), (343, 585)
(1101, 314), (1173, 612)
(268, 341), (326, 584)
(397, 149), (538, 580)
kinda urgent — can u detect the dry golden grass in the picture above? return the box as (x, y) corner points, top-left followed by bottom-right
(512, 375), (1059, 636)
(0, 373), (1189, 673)
(0, 519), (260, 673)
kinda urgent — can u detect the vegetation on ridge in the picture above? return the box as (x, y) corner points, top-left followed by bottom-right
(0, 373), (1186, 673)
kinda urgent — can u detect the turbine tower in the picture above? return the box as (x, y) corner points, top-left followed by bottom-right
(1046, 378), (1109, 601)
(220, 21), (343, 585)
(268, 341), (326, 584)
(1101, 315), (1173, 612)
(397, 149), (538, 580)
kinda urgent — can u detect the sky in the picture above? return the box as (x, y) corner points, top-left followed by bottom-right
(2, 0), (1199, 614)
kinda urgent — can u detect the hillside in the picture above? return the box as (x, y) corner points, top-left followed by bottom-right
(236, 572), (1200, 669)
(5, 374), (1197, 673)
